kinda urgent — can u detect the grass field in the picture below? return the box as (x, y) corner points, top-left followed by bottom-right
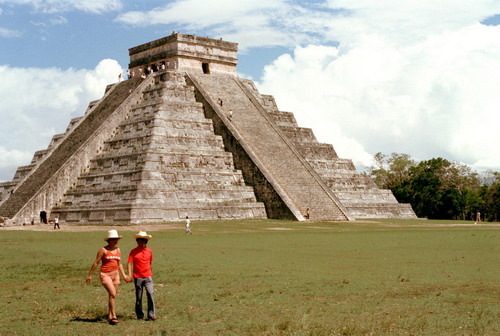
(0, 219), (499, 335)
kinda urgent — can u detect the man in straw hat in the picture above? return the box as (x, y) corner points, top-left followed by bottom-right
(127, 231), (157, 320)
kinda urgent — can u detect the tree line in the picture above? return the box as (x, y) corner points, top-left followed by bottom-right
(368, 153), (500, 222)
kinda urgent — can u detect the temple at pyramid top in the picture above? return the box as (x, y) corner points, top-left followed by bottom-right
(128, 33), (239, 75)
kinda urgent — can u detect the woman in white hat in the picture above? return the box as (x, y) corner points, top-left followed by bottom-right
(86, 230), (129, 325)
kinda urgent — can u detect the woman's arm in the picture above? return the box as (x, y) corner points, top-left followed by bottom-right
(119, 262), (129, 282)
(118, 249), (129, 282)
(86, 248), (104, 284)
(127, 261), (133, 282)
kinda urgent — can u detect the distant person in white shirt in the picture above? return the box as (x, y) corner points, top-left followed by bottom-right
(185, 216), (192, 235)
(474, 211), (480, 224)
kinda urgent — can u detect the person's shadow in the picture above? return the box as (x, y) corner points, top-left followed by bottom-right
(70, 314), (129, 323)
(70, 315), (107, 323)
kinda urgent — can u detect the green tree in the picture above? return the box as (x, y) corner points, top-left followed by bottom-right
(369, 152), (415, 189)
(482, 172), (500, 221)
(369, 154), (487, 220)
(407, 158), (448, 218)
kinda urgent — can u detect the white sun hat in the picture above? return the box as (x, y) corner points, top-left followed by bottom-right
(104, 229), (122, 241)
(134, 231), (152, 240)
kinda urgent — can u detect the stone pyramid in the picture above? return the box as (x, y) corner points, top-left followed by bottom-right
(0, 33), (416, 225)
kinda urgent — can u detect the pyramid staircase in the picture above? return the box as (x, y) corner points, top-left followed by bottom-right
(188, 73), (352, 221)
(240, 80), (416, 219)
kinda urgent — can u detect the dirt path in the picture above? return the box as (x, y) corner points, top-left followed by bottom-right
(1, 221), (498, 232)
(1, 223), (182, 232)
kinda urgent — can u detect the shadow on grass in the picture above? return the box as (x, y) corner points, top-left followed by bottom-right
(70, 314), (133, 324)
(70, 315), (107, 323)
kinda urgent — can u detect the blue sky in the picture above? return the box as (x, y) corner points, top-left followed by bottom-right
(1, 0), (500, 182)
(0, 1), (296, 78)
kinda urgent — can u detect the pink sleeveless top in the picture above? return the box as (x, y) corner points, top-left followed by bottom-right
(101, 248), (121, 273)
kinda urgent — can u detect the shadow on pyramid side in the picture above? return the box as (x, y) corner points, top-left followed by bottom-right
(0, 33), (416, 225)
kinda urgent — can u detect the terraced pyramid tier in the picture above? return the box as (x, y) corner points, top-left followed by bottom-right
(51, 72), (266, 223)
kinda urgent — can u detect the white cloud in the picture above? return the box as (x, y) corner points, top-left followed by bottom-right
(0, 147), (32, 183)
(30, 15), (68, 27)
(0, 0), (123, 14)
(114, 1), (500, 52)
(0, 59), (122, 181)
(0, 27), (22, 37)
(116, 0), (286, 27)
(258, 22), (500, 171)
(322, 0), (500, 49)
(50, 15), (67, 25)
(115, 0), (311, 50)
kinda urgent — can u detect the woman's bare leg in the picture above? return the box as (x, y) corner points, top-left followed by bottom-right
(102, 279), (117, 321)
(112, 284), (120, 319)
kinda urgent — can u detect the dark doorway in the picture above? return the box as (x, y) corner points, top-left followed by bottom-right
(202, 63), (210, 74)
(40, 210), (47, 224)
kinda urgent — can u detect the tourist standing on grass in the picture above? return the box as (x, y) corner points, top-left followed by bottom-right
(53, 215), (60, 229)
(185, 216), (192, 234)
(86, 230), (129, 325)
(127, 231), (157, 320)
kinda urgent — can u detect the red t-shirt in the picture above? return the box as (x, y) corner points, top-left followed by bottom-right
(128, 247), (153, 278)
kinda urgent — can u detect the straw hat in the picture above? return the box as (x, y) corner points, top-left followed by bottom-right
(104, 229), (122, 241)
(134, 231), (152, 240)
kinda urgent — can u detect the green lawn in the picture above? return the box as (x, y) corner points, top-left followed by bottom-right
(0, 219), (499, 335)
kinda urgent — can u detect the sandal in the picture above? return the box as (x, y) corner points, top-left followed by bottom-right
(109, 318), (119, 325)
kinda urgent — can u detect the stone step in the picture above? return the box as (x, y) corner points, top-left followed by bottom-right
(54, 201), (266, 223)
(347, 204), (417, 219)
(48, 133), (65, 149)
(142, 87), (197, 103)
(279, 126), (318, 143)
(0, 181), (16, 203)
(12, 164), (37, 182)
(149, 136), (225, 149)
(293, 144), (339, 160)
(72, 175), (248, 190)
(66, 117), (83, 132)
(30, 150), (49, 164)
(90, 150), (235, 166)
(307, 159), (357, 171)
